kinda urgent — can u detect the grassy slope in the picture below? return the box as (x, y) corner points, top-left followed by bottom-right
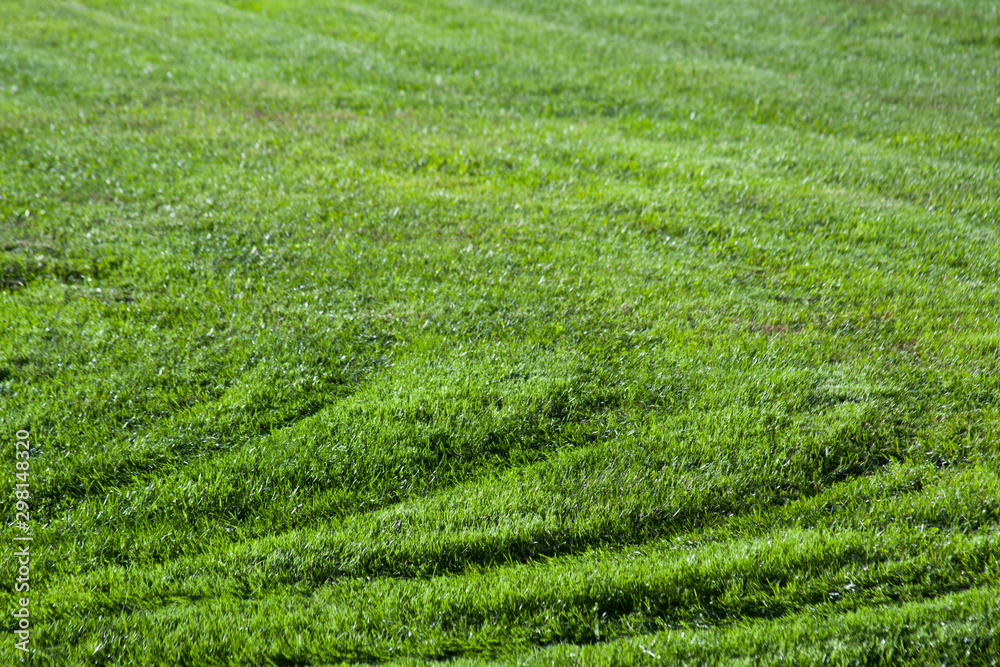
(1, 0), (999, 664)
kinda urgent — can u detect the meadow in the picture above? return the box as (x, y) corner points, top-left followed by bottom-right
(1, 0), (999, 664)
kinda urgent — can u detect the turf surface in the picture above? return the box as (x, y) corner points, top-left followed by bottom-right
(1, 0), (999, 664)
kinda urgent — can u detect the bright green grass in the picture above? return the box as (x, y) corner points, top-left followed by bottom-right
(1, 0), (999, 664)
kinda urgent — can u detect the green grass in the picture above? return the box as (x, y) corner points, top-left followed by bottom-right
(1, 0), (999, 664)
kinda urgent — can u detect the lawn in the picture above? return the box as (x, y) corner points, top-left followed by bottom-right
(1, 0), (999, 664)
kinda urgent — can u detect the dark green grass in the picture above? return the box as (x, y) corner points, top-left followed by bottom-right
(1, 0), (999, 664)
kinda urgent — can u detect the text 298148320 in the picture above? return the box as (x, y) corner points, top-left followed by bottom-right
(13, 429), (31, 653)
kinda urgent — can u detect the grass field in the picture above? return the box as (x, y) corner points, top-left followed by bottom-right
(1, 0), (999, 664)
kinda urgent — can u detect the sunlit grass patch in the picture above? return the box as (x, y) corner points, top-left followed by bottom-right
(1, 0), (998, 664)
